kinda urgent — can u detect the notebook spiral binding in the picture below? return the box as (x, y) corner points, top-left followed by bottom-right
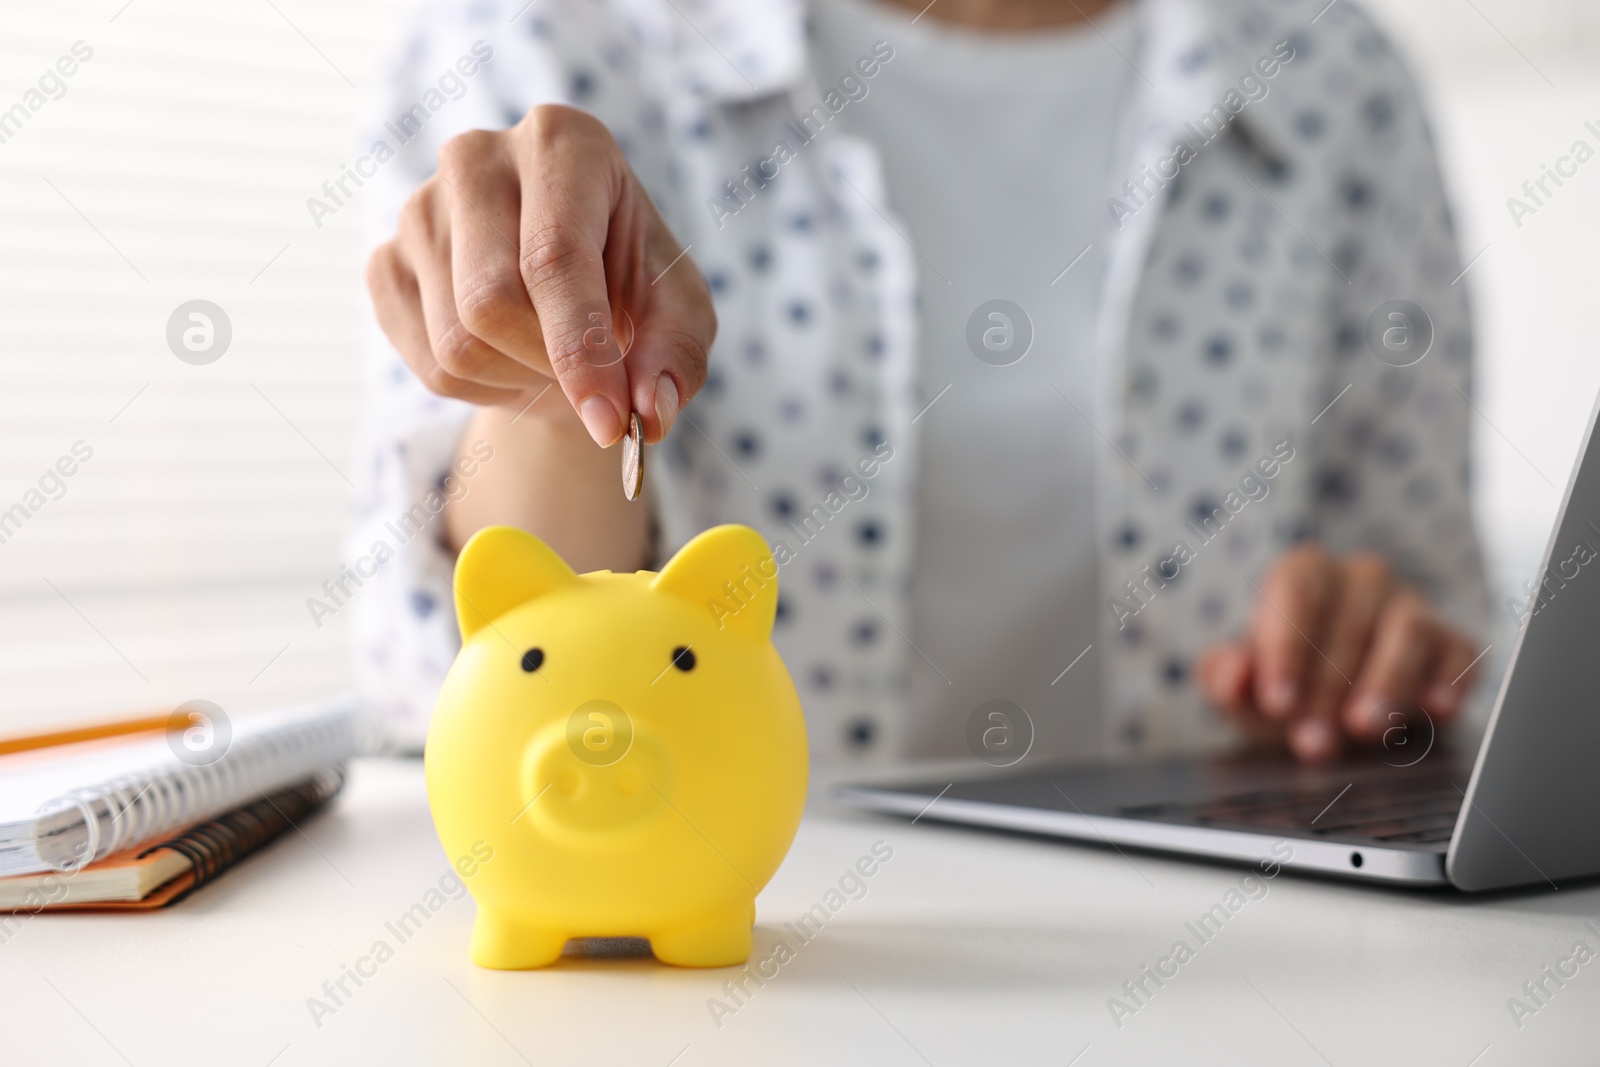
(33, 704), (359, 873)
(140, 768), (345, 901)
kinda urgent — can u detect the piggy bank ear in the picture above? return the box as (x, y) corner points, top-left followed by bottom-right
(453, 526), (577, 642)
(652, 524), (778, 640)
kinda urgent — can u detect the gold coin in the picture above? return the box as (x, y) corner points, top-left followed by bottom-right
(621, 411), (643, 501)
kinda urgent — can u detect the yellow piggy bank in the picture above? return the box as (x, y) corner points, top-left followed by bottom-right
(425, 523), (807, 968)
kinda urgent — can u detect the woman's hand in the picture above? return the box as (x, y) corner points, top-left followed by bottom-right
(1197, 544), (1485, 762)
(366, 104), (714, 446)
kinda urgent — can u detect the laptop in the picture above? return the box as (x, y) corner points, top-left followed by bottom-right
(838, 392), (1600, 892)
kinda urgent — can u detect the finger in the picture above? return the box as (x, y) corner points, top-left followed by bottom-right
(1342, 590), (1442, 742)
(517, 107), (633, 446)
(1419, 630), (1484, 725)
(622, 245), (714, 444)
(1291, 555), (1394, 761)
(1197, 643), (1255, 717)
(399, 183), (538, 392)
(1250, 544), (1338, 720)
(1198, 644), (1290, 749)
(439, 132), (552, 381)
(366, 240), (521, 406)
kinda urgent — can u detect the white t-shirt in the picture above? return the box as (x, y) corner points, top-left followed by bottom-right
(808, 0), (1137, 760)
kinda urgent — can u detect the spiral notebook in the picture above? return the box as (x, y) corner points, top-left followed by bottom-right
(0, 769), (346, 909)
(0, 700), (362, 877)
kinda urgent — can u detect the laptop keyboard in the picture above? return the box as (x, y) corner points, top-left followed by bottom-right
(1116, 777), (1464, 845)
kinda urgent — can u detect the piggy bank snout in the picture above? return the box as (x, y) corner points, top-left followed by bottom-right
(522, 700), (672, 835)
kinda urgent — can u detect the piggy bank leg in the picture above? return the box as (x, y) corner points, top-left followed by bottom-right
(650, 902), (755, 968)
(470, 908), (567, 970)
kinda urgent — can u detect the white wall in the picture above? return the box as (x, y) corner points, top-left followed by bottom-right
(0, 0), (418, 733)
(0, 0), (1595, 733)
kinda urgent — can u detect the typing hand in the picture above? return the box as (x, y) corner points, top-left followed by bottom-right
(366, 104), (714, 446)
(1197, 544), (1483, 762)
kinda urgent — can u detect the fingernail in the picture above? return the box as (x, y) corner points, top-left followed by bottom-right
(1424, 682), (1459, 715)
(578, 395), (621, 446)
(1291, 718), (1340, 761)
(654, 375), (679, 439)
(1344, 692), (1384, 738)
(1264, 676), (1297, 717)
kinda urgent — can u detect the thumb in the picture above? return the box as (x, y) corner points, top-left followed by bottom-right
(626, 263), (715, 444)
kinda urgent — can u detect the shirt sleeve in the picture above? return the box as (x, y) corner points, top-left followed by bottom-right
(345, 16), (506, 752)
(1305, 26), (1493, 651)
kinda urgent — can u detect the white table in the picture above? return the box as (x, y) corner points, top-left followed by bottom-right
(4, 758), (1596, 1066)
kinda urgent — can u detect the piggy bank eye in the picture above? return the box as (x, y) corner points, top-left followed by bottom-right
(520, 648), (544, 672)
(670, 646), (696, 672)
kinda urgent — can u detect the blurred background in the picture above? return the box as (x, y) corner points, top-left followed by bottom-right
(1, 0), (1597, 734)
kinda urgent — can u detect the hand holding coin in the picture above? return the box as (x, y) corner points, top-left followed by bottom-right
(366, 106), (714, 463)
